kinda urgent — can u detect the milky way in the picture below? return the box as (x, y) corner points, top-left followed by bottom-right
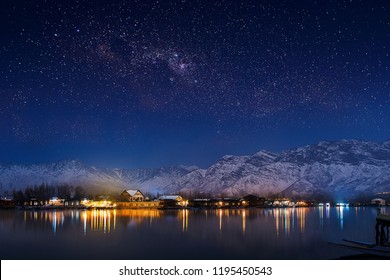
(1, 0), (389, 167)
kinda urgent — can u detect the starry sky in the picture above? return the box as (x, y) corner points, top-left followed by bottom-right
(1, 0), (389, 168)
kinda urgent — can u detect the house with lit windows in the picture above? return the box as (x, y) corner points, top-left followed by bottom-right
(120, 190), (145, 202)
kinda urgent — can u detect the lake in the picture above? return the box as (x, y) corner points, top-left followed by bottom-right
(0, 207), (387, 259)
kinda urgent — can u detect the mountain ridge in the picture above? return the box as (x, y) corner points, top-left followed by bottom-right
(1, 139), (390, 199)
(164, 139), (390, 199)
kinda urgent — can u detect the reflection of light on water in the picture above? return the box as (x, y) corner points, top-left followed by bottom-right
(219, 209), (223, 231)
(103, 210), (107, 234)
(70, 210), (80, 221)
(297, 208), (305, 233)
(84, 209), (116, 233)
(180, 209), (189, 232)
(120, 209), (162, 229)
(212, 209), (249, 234)
(291, 208), (295, 232)
(113, 210), (116, 231)
(83, 211), (87, 236)
(284, 209), (290, 236)
(90, 210), (94, 230)
(275, 209), (280, 237)
(319, 207), (323, 228)
(21, 209), (167, 235)
(274, 208), (307, 237)
(337, 206), (344, 230)
(325, 206), (330, 219)
(50, 211), (65, 234)
(52, 211), (57, 234)
(242, 209), (246, 234)
(90, 210), (112, 233)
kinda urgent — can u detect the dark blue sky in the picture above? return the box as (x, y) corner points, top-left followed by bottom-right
(0, 0), (389, 168)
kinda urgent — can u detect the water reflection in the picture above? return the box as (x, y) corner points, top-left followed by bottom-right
(20, 209), (166, 235)
(19, 208), (271, 236)
(337, 206), (344, 229)
(325, 205), (330, 219)
(242, 209), (246, 234)
(272, 208), (307, 237)
(319, 206), (324, 228)
(23, 210), (66, 235)
(14, 206), (358, 237)
(2, 207), (389, 259)
(211, 209), (249, 233)
(89, 209), (113, 233)
(219, 209), (222, 231)
(179, 209), (189, 232)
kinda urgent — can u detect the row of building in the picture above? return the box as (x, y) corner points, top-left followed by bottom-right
(1, 189), (265, 209)
(0, 189), (388, 209)
(0, 190), (189, 209)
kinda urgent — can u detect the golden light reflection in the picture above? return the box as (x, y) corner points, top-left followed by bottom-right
(291, 208), (295, 232)
(275, 209), (280, 237)
(19, 208), (316, 238)
(224, 209), (230, 219)
(274, 208), (307, 237)
(21, 209), (164, 235)
(90, 210), (111, 233)
(86, 209), (164, 233)
(218, 209), (223, 231)
(297, 207), (306, 233)
(241, 209), (247, 234)
(179, 209), (189, 232)
(113, 209), (117, 231)
(118, 209), (162, 222)
(284, 209), (291, 236)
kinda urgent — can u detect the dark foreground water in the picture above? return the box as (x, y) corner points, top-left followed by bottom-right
(0, 207), (387, 259)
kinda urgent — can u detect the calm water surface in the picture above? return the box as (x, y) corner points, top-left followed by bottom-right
(0, 207), (387, 259)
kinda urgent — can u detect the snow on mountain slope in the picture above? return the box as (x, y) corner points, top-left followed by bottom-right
(166, 140), (390, 198)
(0, 160), (195, 194)
(1, 140), (390, 199)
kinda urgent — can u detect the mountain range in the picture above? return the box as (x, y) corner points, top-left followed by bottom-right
(1, 140), (390, 199)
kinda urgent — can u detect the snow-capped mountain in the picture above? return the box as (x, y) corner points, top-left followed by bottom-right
(164, 140), (390, 199)
(1, 140), (390, 199)
(0, 160), (196, 195)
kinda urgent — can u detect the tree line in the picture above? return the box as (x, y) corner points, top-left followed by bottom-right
(12, 184), (87, 202)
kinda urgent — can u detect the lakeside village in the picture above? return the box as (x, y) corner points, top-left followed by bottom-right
(1, 188), (389, 210)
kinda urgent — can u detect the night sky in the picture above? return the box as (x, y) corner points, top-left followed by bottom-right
(1, 0), (389, 168)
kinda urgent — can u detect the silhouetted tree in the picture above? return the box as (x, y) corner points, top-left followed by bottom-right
(12, 190), (25, 202)
(73, 186), (86, 200)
